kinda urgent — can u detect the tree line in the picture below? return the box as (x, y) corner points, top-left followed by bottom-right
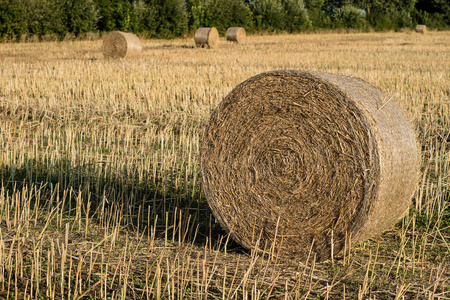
(0, 0), (449, 40)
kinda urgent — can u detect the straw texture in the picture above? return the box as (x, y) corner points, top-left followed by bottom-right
(200, 70), (420, 262)
(195, 27), (219, 49)
(102, 31), (142, 59)
(415, 25), (427, 34)
(226, 27), (246, 43)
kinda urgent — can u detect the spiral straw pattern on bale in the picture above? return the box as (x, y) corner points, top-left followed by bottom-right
(226, 27), (246, 43)
(102, 31), (142, 59)
(194, 27), (219, 49)
(200, 70), (420, 262)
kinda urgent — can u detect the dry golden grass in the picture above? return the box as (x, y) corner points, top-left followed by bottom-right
(0, 31), (449, 299)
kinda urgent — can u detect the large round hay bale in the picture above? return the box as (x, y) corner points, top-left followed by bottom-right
(194, 27), (219, 49)
(226, 27), (246, 43)
(415, 24), (427, 34)
(200, 70), (420, 262)
(102, 31), (142, 59)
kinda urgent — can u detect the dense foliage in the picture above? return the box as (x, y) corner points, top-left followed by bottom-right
(0, 0), (449, 39)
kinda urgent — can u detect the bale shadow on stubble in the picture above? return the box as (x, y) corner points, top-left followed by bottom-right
(0, 158), (245, 253)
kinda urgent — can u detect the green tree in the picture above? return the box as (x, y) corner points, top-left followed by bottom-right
(283, 0), (309, 32)
(62, 0), (99, 35)
(22, 0), (67, 38)
(94, 0), (139, 32)
(354, 0), (417, 30)
(114, 0), (135, 31)
(152, 0), (188, 37)
(304, 0), (332, 28)
(94, 0), (116, 31)
(133, 0), (157, 35)
(250, 0), (309, 32)
(250, 0), (285, 31)
(333, 4), (368, 29)
(189, 1), (212, 29)
(415, 0), (450, 28)
(188, 0), (252, 33)
(0, 0), (26, 38)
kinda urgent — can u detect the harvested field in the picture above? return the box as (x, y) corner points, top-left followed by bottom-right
(0, 31), (449, 299)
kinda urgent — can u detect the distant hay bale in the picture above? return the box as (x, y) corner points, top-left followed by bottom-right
(102, 31), (142, 59)
(226, 27), (246, 43)
(415, 25), (427, 34)
(200, 70), (420, 262)
(194, 27), (219, 49)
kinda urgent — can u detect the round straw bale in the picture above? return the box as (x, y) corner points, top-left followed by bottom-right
(102, 31), (142, 59)
(194, 27), (219, 49)
(415, 24), (427, 34)
(226, 27), (246, 43)
(200, 70), (420, 262)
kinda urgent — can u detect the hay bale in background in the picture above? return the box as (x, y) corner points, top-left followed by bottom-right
(415, 24), (427, 34)
(201, 70), (420, 262)
(226, 27), (246, 43)
(102, 31), (142, 59)
(194, 27), (219, 49)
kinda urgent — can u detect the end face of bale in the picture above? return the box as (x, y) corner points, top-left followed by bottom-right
(194, 27), (219, 49)
(200, 70), (420, 262)
(415, 24), (427, 34)
(226, 27), (246, 43)
(102, 31), (142, 59)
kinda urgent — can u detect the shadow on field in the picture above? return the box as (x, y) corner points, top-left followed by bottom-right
(161, 44), (195, 49)
(0, 158), (245, 253)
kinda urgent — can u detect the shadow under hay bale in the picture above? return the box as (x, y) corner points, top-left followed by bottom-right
(415, 25), (427, 34)
(102, 31), (142, 59)
(194, 27), (219, 49)
(226, 27), (246, 43)
(200, 70), (420, 262)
